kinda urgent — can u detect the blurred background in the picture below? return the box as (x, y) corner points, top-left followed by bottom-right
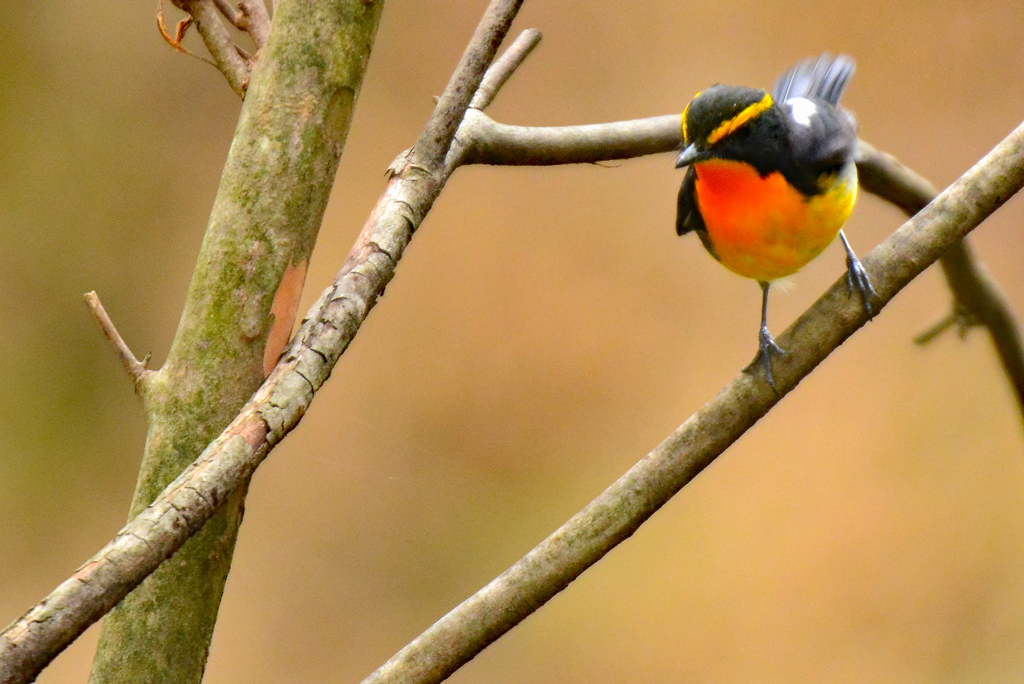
(3, 0), (1024, 682)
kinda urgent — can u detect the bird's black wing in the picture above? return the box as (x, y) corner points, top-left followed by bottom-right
(676, 167), (719, 259)
(773, 54), (858, 181)
(784, 102), (857, 175)
(676, 167), (703, 237)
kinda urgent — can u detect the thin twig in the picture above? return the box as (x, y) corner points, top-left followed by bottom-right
(411, 0), (523, 169)
(211, 0), (239, 23)
(235, 1), (272, 48)
(913, 307), (968, 345)
(83, 292), (152, 387)
(213, 0), (272, 49)
(176, 0), (251, 97)
(358, 118), (1024, 684)
(0, 9), (526, 684)
(470, 28), (541, 110)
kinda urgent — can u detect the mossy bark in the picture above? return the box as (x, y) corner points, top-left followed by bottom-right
(88, 1), (384, 682)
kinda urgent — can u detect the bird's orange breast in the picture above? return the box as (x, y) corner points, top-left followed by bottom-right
(693, 158), (854, 281)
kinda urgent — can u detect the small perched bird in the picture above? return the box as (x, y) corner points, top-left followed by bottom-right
(675, 54), (875, 389)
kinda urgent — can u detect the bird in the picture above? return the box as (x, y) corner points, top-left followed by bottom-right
(675, 53), (876, 390)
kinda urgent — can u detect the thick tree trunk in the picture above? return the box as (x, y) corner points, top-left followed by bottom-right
(88, 2), (384, 682)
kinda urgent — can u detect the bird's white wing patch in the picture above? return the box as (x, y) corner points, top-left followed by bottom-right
(786, 97), (818, 127)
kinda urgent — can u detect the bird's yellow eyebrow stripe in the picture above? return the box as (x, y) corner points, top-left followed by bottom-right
(681, 90), (701, 143)
(705, 92), (773, 145)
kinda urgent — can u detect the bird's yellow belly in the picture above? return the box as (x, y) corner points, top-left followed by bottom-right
(694, 159), (856, 282)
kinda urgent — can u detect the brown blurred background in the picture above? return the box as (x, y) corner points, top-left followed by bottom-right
(3, 0), (1024, 682)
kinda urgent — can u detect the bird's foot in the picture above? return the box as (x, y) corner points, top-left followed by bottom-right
(844, 249), (878, 318)
(752, 325), (786, 392)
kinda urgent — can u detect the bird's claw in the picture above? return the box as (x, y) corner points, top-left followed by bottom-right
(845, 252), (878, 318)
(753, 325), (786, 392)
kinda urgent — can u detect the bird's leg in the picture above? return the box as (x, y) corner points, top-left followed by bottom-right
(839, 229), (877, 317)
(754, 281), (785, 391)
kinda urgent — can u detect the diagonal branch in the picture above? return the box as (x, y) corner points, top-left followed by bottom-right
(0, 7), (524, 684)
(410, 0), (522, 168)
(357, 117), (1024, 684)
(469, 28), (541, 110)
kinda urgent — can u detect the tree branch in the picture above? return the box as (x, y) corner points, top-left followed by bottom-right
(0, 8), (524, 684)
(458, 110), (681, 165)
(357, 117), (1024, 684)
(856, 141), (1024, 417)
(161, 0), (272, 96)
(469, 28), (541, 110)
(174, 0), (251, 97)
(213, 0), (272, 50)
(83, 291), (152, 390)
(410, 0), (522, 169)
(235, 1), (272, 48)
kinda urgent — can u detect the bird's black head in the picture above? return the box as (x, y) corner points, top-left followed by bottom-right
(678, 85), (774, 167)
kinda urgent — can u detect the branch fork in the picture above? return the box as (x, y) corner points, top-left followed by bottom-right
(158, 0), (272, 97)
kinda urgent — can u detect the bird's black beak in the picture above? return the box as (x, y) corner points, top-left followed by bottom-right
(675, 144), (706, 168)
